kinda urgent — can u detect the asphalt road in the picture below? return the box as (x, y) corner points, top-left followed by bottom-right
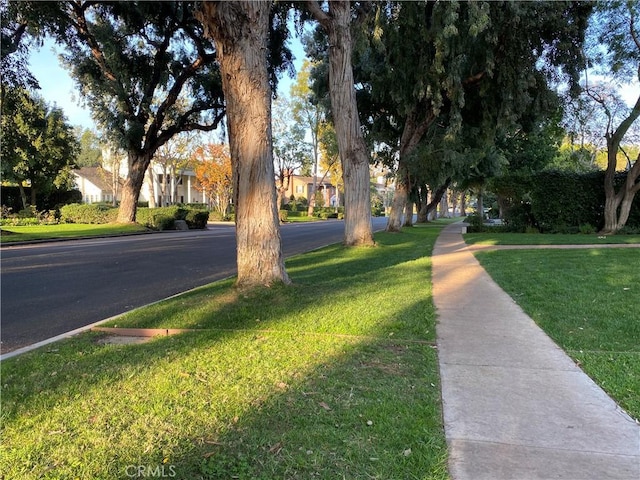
(1, 218), (387, 353)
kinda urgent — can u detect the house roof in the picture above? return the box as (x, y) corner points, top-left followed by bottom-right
(74, 166), (123, 191)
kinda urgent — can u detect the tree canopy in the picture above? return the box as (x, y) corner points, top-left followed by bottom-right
(1, 89), (79, 209)
(13, 1), (226, 222)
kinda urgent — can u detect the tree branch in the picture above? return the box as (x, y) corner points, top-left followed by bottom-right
(306, 0), (330, 28)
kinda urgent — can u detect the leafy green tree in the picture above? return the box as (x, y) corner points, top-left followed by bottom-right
(75, 128), (102, 167)
(17, 1), (226, 223)
(1, 89), (79, 209)
(343, 1), (591, 230)
(290, 60), (323, 216)
(584, 0), (640, 233)
(0, 0), (39, 96)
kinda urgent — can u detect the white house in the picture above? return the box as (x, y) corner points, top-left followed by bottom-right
(73, 148), (207, 206)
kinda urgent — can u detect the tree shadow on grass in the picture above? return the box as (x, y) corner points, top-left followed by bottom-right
(103, 227), (441, 334)
(0, 226), (449, 478)
(1, 303), (448, 479)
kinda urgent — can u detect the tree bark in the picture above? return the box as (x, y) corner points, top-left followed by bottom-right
(600, 93), (640, 234)
(403, 199), (414, 227)
(18, 184), (28, 210)
(117, 151), (151, 223)
(308, 0), (374, 246)
(198, 1), (289, 287)
(424, 178), (452, 220)
(385, 106), (435, 232)
(386, 160), (409, 231)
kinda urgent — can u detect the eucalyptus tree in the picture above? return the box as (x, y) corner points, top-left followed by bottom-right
(196, 0), (292, 287)
(350, 1), (592, 230)
(17, 1), (226, 223)
(305, 0), (375, 246)
(585, 0), (640, 234)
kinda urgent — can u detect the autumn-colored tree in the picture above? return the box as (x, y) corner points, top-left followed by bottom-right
(193, 143), (233, 217)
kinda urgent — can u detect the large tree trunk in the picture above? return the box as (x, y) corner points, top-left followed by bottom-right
(600, 95), (640, 234)
(403, 199), (414, 227)
(424, 178), (452, 220)
(387, 161), (409, 231)
(18, 184), (28, 210)
(601, 151), (640, 234)
(416, 184), (429, 223)
(117, 151), (151, 223)
(386, 107), (435, 232)
(308, 0), (374, 246)
(198, 1), (289, 287)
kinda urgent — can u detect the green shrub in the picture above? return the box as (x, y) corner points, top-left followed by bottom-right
(136, 206), (188, 228)
(151, 214), (174, 231)
(208, 211), (224, 221)
(278, 210), (289, 222)
(503, 202), (535, 232)
(185, 210), (209, 229)
(60, 204), (118, 224)
(465, 215), (491, 233)
(529, 171), (604, 233)
(579, 223), (596, 234)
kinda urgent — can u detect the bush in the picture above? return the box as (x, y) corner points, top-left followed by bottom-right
(60, 204), (118, 224)
(503, 202), (535, 232)
(185, 210), (209, 229)
(278, 210), (289, 222)
(529, 171), (604, 233)
(151, 214), (174, 231)
(136, 206), (188, 228)
(579, 223), (596, 234)
(492, 170), (640, 233)
(464, 215), (485, 232)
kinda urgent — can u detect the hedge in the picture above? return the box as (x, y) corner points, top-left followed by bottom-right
(490, 170), (640, 233)
(59, 204), (210, 230)
(60, 204), (119, 224)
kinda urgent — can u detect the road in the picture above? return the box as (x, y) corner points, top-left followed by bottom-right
(1, 218), (387, 353)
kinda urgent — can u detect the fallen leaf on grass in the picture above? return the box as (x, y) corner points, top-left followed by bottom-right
(269, 442), (283, 454)
(319, 401), (331, 411)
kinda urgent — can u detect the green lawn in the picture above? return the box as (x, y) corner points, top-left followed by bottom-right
(0, 223), (150, 243)
(464, 232), (640, 245)
(0, 224), (449, 480)
(475, 248), (640, 421)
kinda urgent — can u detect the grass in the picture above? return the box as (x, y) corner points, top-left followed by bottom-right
(475, 248), (640, 421)
(0, 224), (450, 480)
(0, 223), (150, 243)
(464, 232), (640, 245)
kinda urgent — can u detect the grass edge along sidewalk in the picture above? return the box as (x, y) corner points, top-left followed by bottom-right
(0, 224), (450, 480)
(473, 246), (640, 423)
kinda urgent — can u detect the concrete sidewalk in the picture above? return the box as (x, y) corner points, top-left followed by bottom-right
(432, 222), (640, 480)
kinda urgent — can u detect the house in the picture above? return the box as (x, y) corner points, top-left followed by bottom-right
(73, 148), (207, 206)
(72, 166), (122, 205)
(283, 175), (339, 207)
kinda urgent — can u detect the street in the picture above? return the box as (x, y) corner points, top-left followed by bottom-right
(1, 218), (387, 353)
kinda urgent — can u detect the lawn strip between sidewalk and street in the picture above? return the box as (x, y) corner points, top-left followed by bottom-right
(0, 222), (450, 480)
